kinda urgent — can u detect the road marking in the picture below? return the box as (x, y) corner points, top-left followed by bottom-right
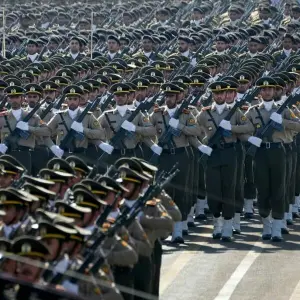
(160, 233), (213, 295)
(214, 241), (265, 300)
(289, 279), (300, 300)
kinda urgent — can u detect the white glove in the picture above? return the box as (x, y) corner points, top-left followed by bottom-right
(219, 120), (232, 130)
(121, 120), (136, 132)
(71, 121), (84, 133)
(169, 118), (179, 129)
(99, 142), (114, 154)
(248, 136), (262, 147)
(16, 121), (29, 131)
(50, 145), (64, 158)
(0, 144), (8, 154)
(198, 145), (213, 156)
(151, 144), (163, 155)
(270, 112), (282, 124)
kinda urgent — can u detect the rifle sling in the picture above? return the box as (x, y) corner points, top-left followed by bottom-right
(104, 113), (127, 149)
(254, 106), (266, 130)
(206, 109), (226, 145)
(4, 116), (13, 135)
(162, 112), (176, 149)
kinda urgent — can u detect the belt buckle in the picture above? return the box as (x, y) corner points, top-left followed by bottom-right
(121, 149), (126, 156)
(266, 142), (271, 149)
(170, 148), (175, 155)
(68, 149), (73, 154)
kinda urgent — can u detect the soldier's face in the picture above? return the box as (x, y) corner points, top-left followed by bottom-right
(70, 40), (80, 53)
(26, 93), (40, 108)
(16, 260), (42, 283)
(229, 11), (239, 21)
(248, 42), (259, 53)
(178, 41), (189, 53)
(0, 174), (14, 188)
(43, 90), (56, 103)
(114, 94), (128, 106)
(2, 205), (18, 224)
(193, 11), (204, 20)
(67, 96), (80, 110)
(165, 93), (177, 108)
(1, 259), (17, 275)
(237, 82), (250, 93)
(107, 40), (120, 52)
(43, 238), (60, 261)
(216, 41), (227, 52)
(8, 95), (23, 109)
(283, 38), (293, 50)
(142, 39), (153, 52)
(27, 44), (37, 55)
(275, 87), (284, 100)
(260, 87), (275, 101)
(225, 90), (236, 103)
(213, 91), (226, 104)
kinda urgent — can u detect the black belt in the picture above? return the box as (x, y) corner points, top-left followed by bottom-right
(162, 147), (186, 154)
(260, 142), (282, 149)
(111, 265), (133, 273)
(284, 143), (293, 151)
(113, 148), (135, 155)
(10, 146), (33, 152)
(212, 142), (235, 150)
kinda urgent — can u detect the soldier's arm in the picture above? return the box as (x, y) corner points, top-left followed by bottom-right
(28, 115), (51, 137)
(128, 219), (152, 257)
(140, 200), (173, 232)
(282, 108), (300, 132)
(231, 109), (255, 134)
(159, 190), (182, 222)
(134, 112), (157, 137)
(47, 114), (61, 136)
(177, 112), (200, 136)
(240, 108), (257, 141)
(85, 114), (106, 140)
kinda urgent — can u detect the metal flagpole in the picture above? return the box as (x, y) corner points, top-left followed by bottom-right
(90, 11), (93, 59)
(2, 5), (6, 58)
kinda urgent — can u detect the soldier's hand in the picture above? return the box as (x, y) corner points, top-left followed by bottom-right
(71, 121), (84, 133)
(121, 120), (136, 132)
(198, 145), (213, 156)
(248, 136), (262, 147)
(16, 121), (29, 131)
(0, 143), (8, 154)
(270, 112), (283, 124)
(219, 120), (232, 131)
(169, 118), (179, 129)
(50, 145), (64, 158)
(151, 143), (163, 155)
(99, 142), (114, 154)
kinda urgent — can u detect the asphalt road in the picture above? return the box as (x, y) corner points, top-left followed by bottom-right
(160, 212), (300, 300)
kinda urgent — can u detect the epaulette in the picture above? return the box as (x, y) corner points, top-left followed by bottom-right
(146, 199), (157, 206)
(188, 105), (196, 109)
(182, 108), (190, 114)
(0, 111), (9, 117)
(105, 109), (114, 114)
(202, 106), (211, 111)
(240, 106), (249, 111)
(154, 107), (164, 113)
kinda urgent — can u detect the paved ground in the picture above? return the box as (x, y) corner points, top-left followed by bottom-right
(160, 212), (300, 300)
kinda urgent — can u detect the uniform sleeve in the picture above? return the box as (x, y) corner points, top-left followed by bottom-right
(282, 108), (300, 132)
(159, 190), (182, 222)
(231, 110), (255, 134)
(134, 112), (157, 137)
(177, 113), (200, 136)
(83, 114), (106, 140)
(127, 219), (152, 257)
(28, 115), (51, 137)
(47, 114), (60, 136)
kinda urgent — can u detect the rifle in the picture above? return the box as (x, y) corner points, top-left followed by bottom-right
(0, 95), (8, 111)
(62, 166), (179, 285)
(39, 95), (66, 120)
(5, 99), (47, 150)
(36, 43), (48, 61)
(59, 101), (93, 151)
(198, 87), (259, 166)
(246, 90), (300, 157)
(149, 93), (193, 164)
(100, 94), (114, 112)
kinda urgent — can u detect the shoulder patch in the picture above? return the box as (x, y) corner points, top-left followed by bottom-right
(146, 200), (157, 206)
(202, 106), (212, 111)
(154, 107), (164, 113)
(188, 118), (196, 125)
(240, 106), (249, 111)
(182, 108), (190, 114)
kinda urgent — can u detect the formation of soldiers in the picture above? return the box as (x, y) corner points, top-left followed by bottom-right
(1, 0), (300, 299)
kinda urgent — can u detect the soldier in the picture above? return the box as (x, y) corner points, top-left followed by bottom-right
(64, 36), (86, 64)
(0, 85), (50, 173)
(0, 158), (24, 188)
(46, 85), (105, 163)
(273, 34), (295, 65)
(197, 81), (254, 241)
(11, 236), (50, 283)
(244, 77), (300, 241)
(97, 82), (157, 169)
(150, 83), (199, 243)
